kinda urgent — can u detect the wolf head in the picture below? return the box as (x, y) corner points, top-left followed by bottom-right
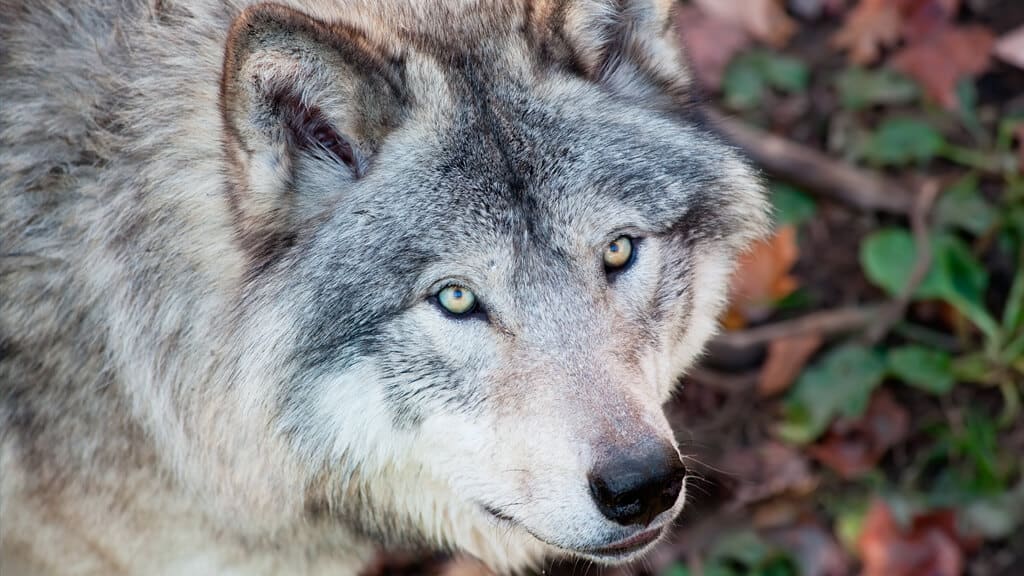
(213, 0), (768, 569)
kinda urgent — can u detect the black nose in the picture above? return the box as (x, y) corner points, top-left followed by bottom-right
(588, 444), (686, 527)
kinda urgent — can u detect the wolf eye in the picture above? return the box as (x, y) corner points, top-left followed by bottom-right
(603, 236), (635, 272)
(437, 285), (478, 316)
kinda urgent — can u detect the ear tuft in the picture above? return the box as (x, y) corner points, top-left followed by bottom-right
(560, 0), (695, 107)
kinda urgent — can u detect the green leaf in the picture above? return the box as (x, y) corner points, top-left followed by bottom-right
(933, 235), (999, 342)
(835, 507), (867, 552)
(724, 56), (766, 110)
(888, 345), (955, 394)
(860, 228), (918, 297)
(711, 531), (772, 567)
(779, 345), (886, 443)
(935, 174), (996, 235)
(770, 183), (817, 227)
(760, 53), (810, 93)
(836, 67), (919, 110)
(951, 353), (993, 384)
(723, 51), (809, 110)
(860, 229), (996, 339)
(956, 79), (986, 143)
(1002, 247), (1024, 334)
(863, 118), (946, 167)
(860, 228), (946, 298)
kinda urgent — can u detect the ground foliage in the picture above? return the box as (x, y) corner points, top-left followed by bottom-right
(369, 1), (1024, 574)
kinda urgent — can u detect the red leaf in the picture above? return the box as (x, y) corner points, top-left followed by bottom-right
(724, 225), (800, 329)
(857, 500), (964, 576)
(900, 0), (960, 42)
(692, 0), (797, 48)
(832, 0), (905, 65)
(722, 442), (818, 506)
(759, 333), (823, 397)
(674, 6), (752, 90)
(891, 24), (995, 109)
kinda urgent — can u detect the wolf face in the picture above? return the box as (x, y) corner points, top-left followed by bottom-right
(1, 0), (768, 573)
(219, 1), (768, 568)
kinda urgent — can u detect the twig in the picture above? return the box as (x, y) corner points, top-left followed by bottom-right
(686, 367), (759, 393)
(710, 304), (886, 357)
(864, 180), (940, 344)
(704, 108), (914, 214)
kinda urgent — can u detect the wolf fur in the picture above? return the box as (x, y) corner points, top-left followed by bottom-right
(0, 0), (769, 574)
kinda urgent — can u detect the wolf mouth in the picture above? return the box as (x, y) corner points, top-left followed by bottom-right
(582, 526), (664, 558)
(481, 504), (664, 559)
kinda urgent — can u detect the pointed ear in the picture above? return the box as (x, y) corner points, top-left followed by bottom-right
(562, 0), (695, 107)
(220, 3), (406, 249)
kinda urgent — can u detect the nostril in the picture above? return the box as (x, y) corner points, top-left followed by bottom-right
(588, 448), (687, 527)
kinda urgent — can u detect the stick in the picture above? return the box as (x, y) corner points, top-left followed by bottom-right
(864, 179), (940, 343)
(704, 108), (914, 214)
(710, 304), (886, 356)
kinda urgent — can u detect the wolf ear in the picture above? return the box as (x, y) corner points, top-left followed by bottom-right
(220, 3), (405, 246)
(564, 0), (694, 107)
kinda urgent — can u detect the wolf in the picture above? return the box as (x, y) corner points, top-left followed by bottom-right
(0, 0), (769, 574)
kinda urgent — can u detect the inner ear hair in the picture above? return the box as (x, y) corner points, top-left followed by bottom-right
(269, 88), (367, 177)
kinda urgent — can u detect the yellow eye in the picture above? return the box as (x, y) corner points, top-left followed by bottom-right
(437, 285), (477, 315)
(603, 236), (634, 270)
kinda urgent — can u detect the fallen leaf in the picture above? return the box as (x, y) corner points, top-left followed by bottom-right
(768, 521), (852, 576)
(778, 345), (887, 444)
(674, 6), (752, 90)
(693, 0), (797, 48)
(891, 25), (995, 109)
(835, 67), (920, 110)
(759, 333), (823, 396)
(995, 25), (1024, 70)
(857, 500), (964, 576)
(832, 0), (904, 65)
(900, 0), (960, 43)
(721, 441), (818, 506)
(807, 389), (909, 478)
(724, 225), (800, 329)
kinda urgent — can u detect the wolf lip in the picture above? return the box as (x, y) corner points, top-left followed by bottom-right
(587, 526), (664, 557)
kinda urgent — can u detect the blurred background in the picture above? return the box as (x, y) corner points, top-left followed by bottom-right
(371, 0), (1024, 574)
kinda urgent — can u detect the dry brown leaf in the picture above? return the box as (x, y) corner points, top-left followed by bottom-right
(857, 500), (964, 576)
(995, 25), (1024, 71)
(807, 390), (909, 479)
(722, 441), (818, 506)
(724, 225), (800, 329)
(693, 0), (797, 48)
(769, 521), (852, 576)
(758, 333), (823, 397)
(832, 0), (904, 64)
(674, 6), (752, 90)
(891, 24), (995, 109)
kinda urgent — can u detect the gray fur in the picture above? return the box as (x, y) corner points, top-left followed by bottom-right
(0, 1), (769, 574)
